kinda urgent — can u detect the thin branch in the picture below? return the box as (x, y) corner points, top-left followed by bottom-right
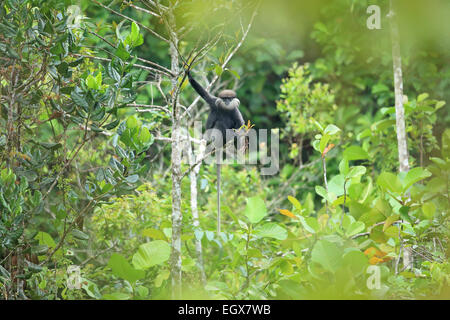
(91, 0), (168, 43)
(71, 53), (172, 77)
(128, 103), (170, 114)
(123, 1), (160, 17)
(87, 29), (174, 75)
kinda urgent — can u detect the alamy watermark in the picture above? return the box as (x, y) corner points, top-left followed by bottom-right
(366, 265), (381, 290)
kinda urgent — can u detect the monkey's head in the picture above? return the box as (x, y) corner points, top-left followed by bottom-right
(216, 90), (240, 111)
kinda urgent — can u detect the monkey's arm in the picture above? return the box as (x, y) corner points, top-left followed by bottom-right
(187, 72), (217, 107)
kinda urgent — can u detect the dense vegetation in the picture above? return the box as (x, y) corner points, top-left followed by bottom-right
(0, 0), (448, 300)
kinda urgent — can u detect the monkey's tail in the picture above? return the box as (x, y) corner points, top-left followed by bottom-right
(217, 163), (221, 234)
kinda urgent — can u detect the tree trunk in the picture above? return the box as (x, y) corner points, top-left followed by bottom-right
(188, 138), (206, 285)
(389, 0), (413, 270)
(168, 13), (183, 296)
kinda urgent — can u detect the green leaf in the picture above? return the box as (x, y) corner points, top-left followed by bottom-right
(125, 174), (139, 183)
(323, 124), (341, 135)
(39, 142), (62, 150)
(214, 64), (223, 76)
(108, 253), (145, 283)
(95, 71), (102, 88)
(126, 116), (138, 129)
(139, 127), (151, 144)
(346, 166), (366, 179)
(311, 240), (343, 273)
(243, 196), (267, 224)
(132, 240), (171, 270)
(315, 185), (327, 199)
(383, 214), (400, 231)
(103, 119), (120, 130)
(339, 159), (349, 175)
(342, 250), (369, 275)
(402, 167), (432, 192)
(399, 206), (413, 224)
(115, 42), (130, 61)
(71, 91), (89, 110)
(319, 134), (331, 153)
(298, 216), (319, 234)
(343, 146), (369, 161)
(154, 270), (170, 287)
(345, 221), (365, 237)
(141, 228), (167, 241)
(417, 93), (429, 102)
(422, 202), (436, 219)
(86, 74), (97, 90)
(377, 172), (402, 193)
(131, 22), (139, 42)
(254, 223), (287, 240)
(35, 232), (56, 249)
(72, 229), (89, 240)
(225, 68), (240, 79)
(287, 196), (302, 212)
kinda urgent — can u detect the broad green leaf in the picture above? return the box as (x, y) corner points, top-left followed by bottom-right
(422, 202), (436, 219)
(141, 228), (167, 241)
(126, 116), (138, 129)
(315, 185), (327, 199)
(132, 240), (171, 270)
(108, 253), (145, 283)
(244, 196), (267, 224)
(35, 232), (56, 249)
(383, 214), (400, 232)
(140, 127), (151, 143)
(298, 216), (320, 234)
(417, 93), (429, 102)
(399, 206), (413, 224)
(86, 74), (97, 90)
(346, 166), (366, 179)
(402, 167), (432, 192)
(377, 172), (402, 193)
(154, 270), (170, 288)
(254, 223), (287, 240)
(342, 250), (369, 275)
(311, 240), (343, 273)
(345, 221), (365, 237)
(324, 124), (341, 135)
(339, 159), (349, 175)
(343, 146), (369, 161)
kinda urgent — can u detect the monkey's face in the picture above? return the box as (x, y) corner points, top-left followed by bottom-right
(216, 97), (240, 111)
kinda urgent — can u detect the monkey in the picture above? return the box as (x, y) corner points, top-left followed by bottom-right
(187, 71), (246, 233)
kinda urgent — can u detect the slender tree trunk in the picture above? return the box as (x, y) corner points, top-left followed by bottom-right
(167, 10), (183, 296)
(389, 0), (413, 270)
(170, 125), (183, 297)
(187, 139), (206, 285)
